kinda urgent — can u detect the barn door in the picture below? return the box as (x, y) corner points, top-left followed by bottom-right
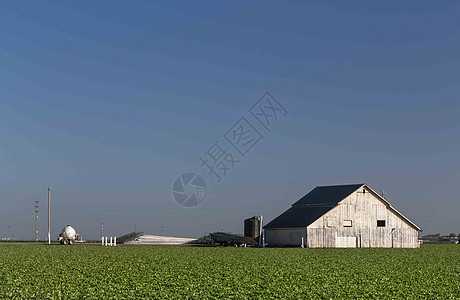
(335, 235), (357, 248)
(391, 229), (400, 248)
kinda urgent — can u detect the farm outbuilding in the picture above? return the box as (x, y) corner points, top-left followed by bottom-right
(264, 184), (421, 248)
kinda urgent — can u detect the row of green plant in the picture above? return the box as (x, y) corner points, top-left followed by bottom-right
(0, 244), (458, 298)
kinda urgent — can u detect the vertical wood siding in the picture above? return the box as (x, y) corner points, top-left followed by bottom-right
(306, 187), (419, 248)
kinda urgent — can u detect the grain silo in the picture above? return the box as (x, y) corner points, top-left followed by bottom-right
(244, 216), (262, 242)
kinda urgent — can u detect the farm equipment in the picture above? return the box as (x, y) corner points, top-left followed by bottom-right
(210, 232), (257, 246)
(58, 225), (78, 245)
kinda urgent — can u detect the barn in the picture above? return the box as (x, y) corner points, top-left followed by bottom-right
(264, 184), (421, 248)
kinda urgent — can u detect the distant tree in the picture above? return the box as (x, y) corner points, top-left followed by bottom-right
(449, 233), (456, 237)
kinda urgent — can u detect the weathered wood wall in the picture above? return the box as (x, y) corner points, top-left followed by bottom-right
(306, 186), (419, 248)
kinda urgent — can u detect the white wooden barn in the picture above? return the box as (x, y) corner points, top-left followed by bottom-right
(264, 184), (421, 248)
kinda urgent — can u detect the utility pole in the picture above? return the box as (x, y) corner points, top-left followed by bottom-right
(35, 200), (39, 242)
(380, 189), (386, 199)
(48, 186), (51, 245)
(101, 223), (103, 240)
(134, 223), (136, 233)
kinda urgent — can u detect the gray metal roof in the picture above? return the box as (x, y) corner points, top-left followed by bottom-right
(263, 205), (337, 229)
(292, 184), (365, 206)
(264, 184), (364, 229)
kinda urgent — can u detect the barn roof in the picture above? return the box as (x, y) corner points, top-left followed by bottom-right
(264, 183), (421, 231)
(265, 184), (364, 229)
(292, 184), (364, 206)
(263, 205), (337, 229)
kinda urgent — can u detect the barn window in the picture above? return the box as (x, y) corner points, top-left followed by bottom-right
(343, 220), (352, 227)
(377, 220), (386, 227)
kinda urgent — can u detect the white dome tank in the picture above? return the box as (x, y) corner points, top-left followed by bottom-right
(61, 225), (76, 239)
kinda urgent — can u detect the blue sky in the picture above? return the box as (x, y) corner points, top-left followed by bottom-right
(1, 1), (459, 239)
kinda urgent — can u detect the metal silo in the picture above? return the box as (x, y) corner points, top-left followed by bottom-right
(244, 216), (261, 241)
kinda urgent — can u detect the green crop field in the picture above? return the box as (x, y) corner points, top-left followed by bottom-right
(0, 244), (458, 299)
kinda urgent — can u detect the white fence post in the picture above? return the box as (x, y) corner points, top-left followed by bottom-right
(301, 237), (304, 248)
(101, 236), (117, 246)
